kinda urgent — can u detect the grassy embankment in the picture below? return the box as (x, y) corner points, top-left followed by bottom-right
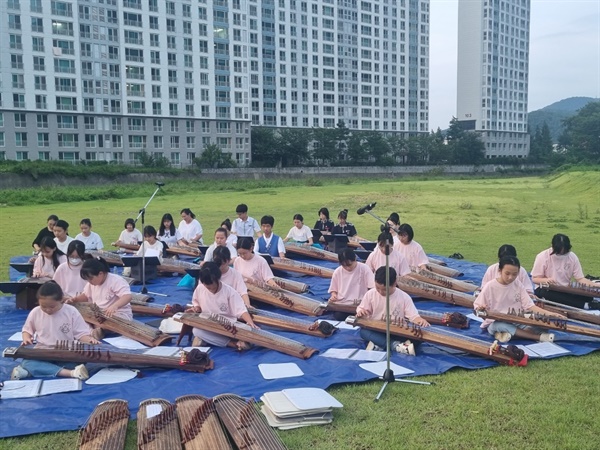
(0, 171), (599, 449)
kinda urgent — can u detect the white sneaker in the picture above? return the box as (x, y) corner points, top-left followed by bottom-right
(72, 364), (89, 381)
(11, 365), (30, 380)
(122, 267), (131, 277)
(366, 341), (382, 351)
(494, 332), (512, 343)
(393, 340), (416, 356)
(539, 332), (555, 343)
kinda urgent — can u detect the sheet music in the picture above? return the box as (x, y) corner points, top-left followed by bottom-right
(523, 342), (570, 358)
(143, 347), (180, 357)
(0, 380), (42, 399)
(320, 348), (358, 360)
(258, 363), (304, 380)
(39, 378), (81, 396)
(359, 361), (415, 377)
(8, 332), (22, 341)
(85, 368), (139, 385)
(103, 336), (148, 350)
(349, 350), (386, 362)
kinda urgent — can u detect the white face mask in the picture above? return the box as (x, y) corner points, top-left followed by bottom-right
(69, 257), (82, 266)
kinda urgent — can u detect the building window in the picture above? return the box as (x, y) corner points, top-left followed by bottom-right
(15, 132), (28, 147)
(38, 133), (50, 147)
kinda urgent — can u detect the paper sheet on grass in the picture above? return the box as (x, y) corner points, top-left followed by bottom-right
(258, 362), (304, 380)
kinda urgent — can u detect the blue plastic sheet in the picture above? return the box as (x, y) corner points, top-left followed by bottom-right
(1, 254), (598, 438)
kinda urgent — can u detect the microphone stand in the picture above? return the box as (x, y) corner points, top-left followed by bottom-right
(134, 183), (163, 294)
(360, 208), (432, 401)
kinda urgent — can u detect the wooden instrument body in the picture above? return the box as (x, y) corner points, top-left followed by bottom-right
(112, 241), (140, 252)
(176, 395), (233, 450)
(284, 243), (339, 262)
(425, 263), (463, 278)
(137, 399), (181, 450)
(271, 257), (334, 278)
(73, 302), (173, 347)
(157, 259), (201, 275)
(397, 277), (475, 308)
(3, 343), (213, 372)
(408, 268), (478, 293)
(427, 257), (447, 266)
(88, 250), (125, 266)
(247, 306), (335, 338)
(476, 309), (600, 339)
(348, 316), (527, 366)
(535, 301), (600, 326)
(325, 300), (360, 315)
(544, 282), (600, 299)
(417, 310), (470, 329)
(245, 278), (327, 316)
(213, 394), (287, 450)
(131, 301), (182, 318)
(166, 245), (201, 257)
(272, 276), (309, 293)
(174, 312), (318, 359)
(79, 399), (129, 450)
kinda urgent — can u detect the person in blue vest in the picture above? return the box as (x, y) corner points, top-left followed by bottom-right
(254, 215), (286, 258)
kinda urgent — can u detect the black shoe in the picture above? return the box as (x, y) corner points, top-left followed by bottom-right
(449, 253), (464, 260)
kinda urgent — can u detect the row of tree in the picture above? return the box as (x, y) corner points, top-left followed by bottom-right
(250, 119), (486, 168)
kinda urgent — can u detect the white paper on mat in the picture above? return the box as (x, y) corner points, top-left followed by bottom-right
(359, 361), (415, 377)
(523, 342), (570, 358)
(103, 336), (148, 350)
(145, 403), (163, 419)
(349, 350), (386, 362)
(282, 387), (343, 410)
(85, 368), (139, 385)
(466, 313), (484, 323)
(320, 348), (357, 359)
(514, 345), (540, 358)
(258, 363), (304, 380)
(143, 347), (180, 357)
(8, 332), (22, 341)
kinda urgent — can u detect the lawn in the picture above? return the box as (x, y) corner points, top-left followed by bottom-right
(0, 171), (599, 449)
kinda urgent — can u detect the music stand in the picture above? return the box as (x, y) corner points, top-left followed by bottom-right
(353, 249), (371, 261)
(122, 256), (161, 289)
(359, 241), (377, 252)
(10, 263), (34, 277)
(311, 229), (324, 243)
(259, 254), (275, 266)
(323, 234), (349, 254)
(0, 280), (46, 310)
(185, 268), (201, 289)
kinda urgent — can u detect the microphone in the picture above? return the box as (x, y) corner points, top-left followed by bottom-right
(155, 182), (165, 187)
(356, 202), (377, 215)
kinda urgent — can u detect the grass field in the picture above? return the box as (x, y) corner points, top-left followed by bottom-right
(0, 171), (599, 449)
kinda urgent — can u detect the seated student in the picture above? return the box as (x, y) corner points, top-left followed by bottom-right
(53, 240), (89, 299)
(394, 224), (429, 270)
(531, 233), (599, 309)
(356, 266), (429, 354)
(75, 218), (104, 251)
(480, 244), (534, 295)
(365, 232), (411, 278)
(232, 204), (261, 239)
(10, 281), (99, 381)
(332, 210), (357, 237)
(135, 225), (164, 262)
(33, 237), (67, 278)
(32, 214), (59, 254)
(53, 219), (74, 254)
(283, 214), (314, 245)
(233, 237), (279, 288)
(203, 227), (238, 263)
(474, 256), (565, 343)
(187, 262), (258, 350)
(387, 212), (401, 246)
(157, 213), (181, 246)
(314, 207), (335, 233)
(213, 246), (250, 306)
(254, 215), (286, 258)
(69, 258), (133, 339)
(221, 219), (238, 248)
(116, 218), (143, 248)
(178, 208), (203, 245)
(328, 249), (375, 320)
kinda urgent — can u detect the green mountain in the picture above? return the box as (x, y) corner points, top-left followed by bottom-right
(528, 97), (598, 142)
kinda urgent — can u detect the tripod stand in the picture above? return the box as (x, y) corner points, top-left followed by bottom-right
(356, 204), (432, 401)
(133, 182), (164, 294)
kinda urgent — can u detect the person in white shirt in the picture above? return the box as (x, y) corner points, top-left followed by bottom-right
(254, 215), (286, 258)
(157, 213), (181, 246)
(232, 204), (261, 239)
(75, 218), (104, 251)
(53, 219), (74, 254)
(283, 214), (313, 245)
(178, 208), (203, 245)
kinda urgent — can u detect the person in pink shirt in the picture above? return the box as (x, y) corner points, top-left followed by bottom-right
(233, 237), (279, 288)
(188, 262), (258, 350)
(474, 256), (565, 343)
(365, 232), (411, 278)
(53, 240), (89, 300)
(328, 249), (375, 320)
(10, 281), (99, 381)
(531, 234), (599, 309)
(33, 237), (66, 279)
(213, 246), (250, 306)
(393, 224), (429, 269)
(356, 266), (429, 355)
(69, 257), (133, 339)
(479, 244), (534, 295)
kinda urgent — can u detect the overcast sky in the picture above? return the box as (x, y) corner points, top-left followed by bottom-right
(429, 0), (600, 130)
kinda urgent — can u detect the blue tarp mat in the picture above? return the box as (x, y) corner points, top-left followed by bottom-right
(1, 254), (599, 438)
